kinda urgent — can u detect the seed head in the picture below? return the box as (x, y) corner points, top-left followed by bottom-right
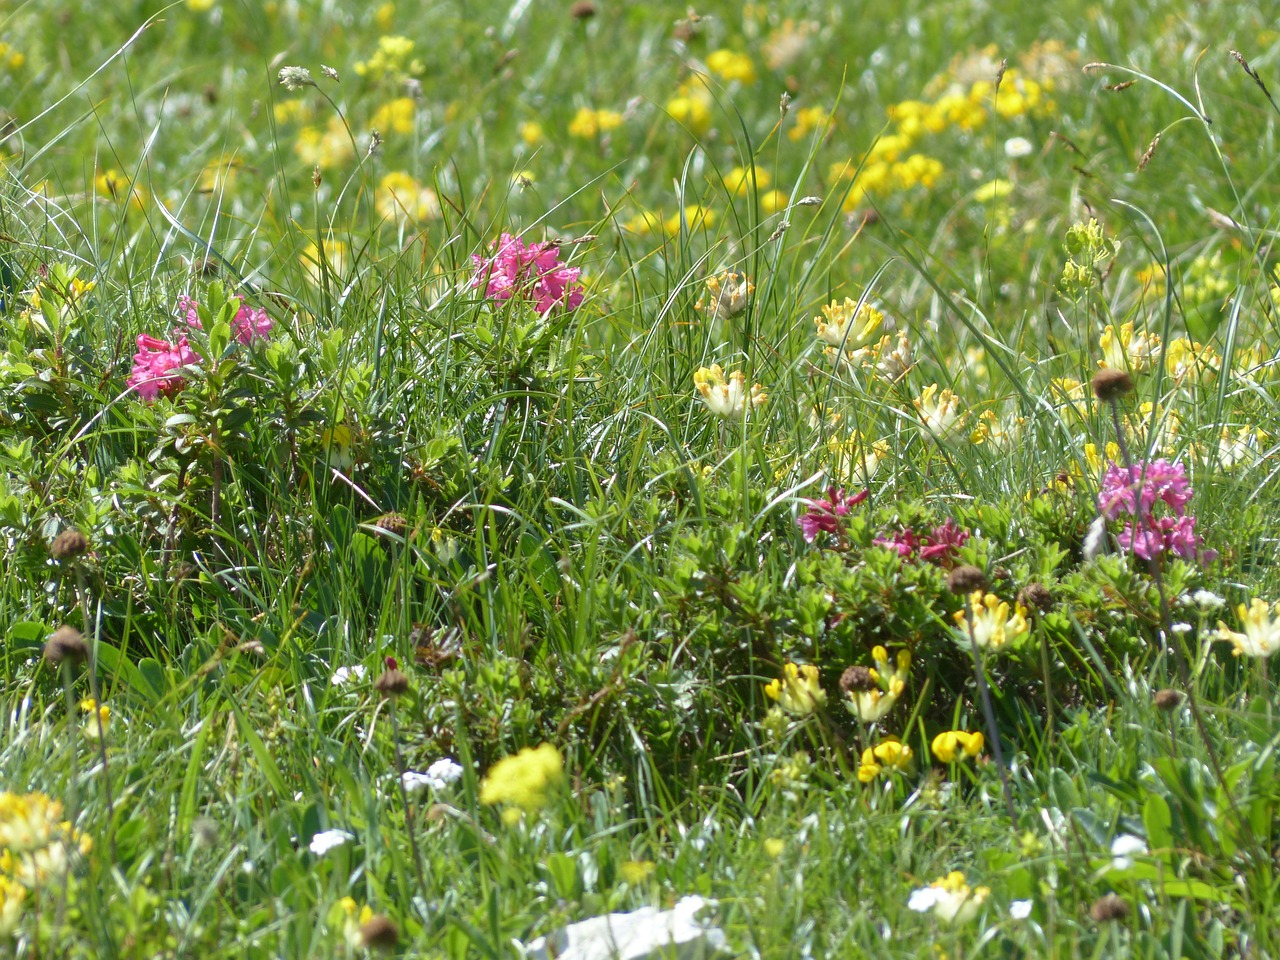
(570, 1), (597, 18)
(49, 528), (89, 562)
(1090, 893), (1130, 923)
(374, 668), (410, 699)
(839, 665), (876, 693)
(44, 626), (88, 664)
(1153, 688), (1184, 712)
(1092, 368), (1133, 403)
(277, 66), (316, 91)
(1018, 582), (1054, 613)
(946, 565), (988, 595)
(360, 915), (400, 951)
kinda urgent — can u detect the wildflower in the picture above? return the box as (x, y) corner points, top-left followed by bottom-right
(705, 49), (757, 85)
(796, 486), (867, 543)
(788, 104), (831, 142)
(827, 434), (889, 486)
(762, 838), (786, 858)
(1098, 322), (1160, 372)
(857, 739), (915, 782)
(1212, 426), (1266, 470)
(0, 792), (90, 889)
(620, 860), (657, 884)
(568, 107), (623, 139)
(695, 271), (753, 320)
(722, 165), (771, 195)
(471, 233), (584, 314)
(953, 592), (1030, 651)
(370, 97), (416, 135)
(813, 298), (884, 350)
(94, 169), (148, 210)
(914, 383), (967, 443)
(0, 876), (24, 937)
(1010, 899), (1033, 920)
(79, 698), (110, 740)
(1097, 459), (1211, 562)
(874, 519), (969, 566)
(294, 116), (354, 168)
(179, 295), (272, 345)
(402, 758), (464, 792)
(309, 829), (352, 855)
(973, 179), (1012, 204)
(374, 666), (410, 698)
(1165, 338), (1219, 384)
(1004, 137), (1034, 158)
(874, 331), (913, 382)
(1216, 599), (1280, 658)
(930, 730), (983, 763)
(1109, 834), (1146, 870)
(479, 743), (564, 818)
(907, 871), (990, 925)
(662, 204), (716, 236)
(335, 897), (375, 949)
(665, 93), (713, 135)
(764, 663), (827, 716)
(49, 529), (89, 562)
(969, 408), (1022, 447)
(693, 364), (768, 419)
(330, 664), (366, 686)
(840, 646), (909, 723)
(354, 35), (422, 82)
(277, 66), (316, 91)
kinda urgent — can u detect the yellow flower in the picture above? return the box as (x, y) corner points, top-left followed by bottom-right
(693, 364), (767, 419)
(953, 592), (1029, 651)
(334, 896), (375, 949)
(763, 663), (826, 716)
(813, 298), (884, 350)
(374, 2), (395, 31)
(931, 730), (984, 763)
(0, 875), (24, 937)
(1216, 599), (1280, 658)
(1212, 426), (1266, 470)
(827, 433), (888, 486)
(705, 49), (757, 85)
(891, 154), (943, 191)
(908, 871), (990, 925)
(518, 121), (545, 148)
(972, 179), (1012, 204)
(1099, 322), (1160, 372)
(841, 647), (909, 723)
(354, 35), (422, 82)
(294, 116), (354, 169)
(857, 739), (915, 782)
(94, 169), (148, 211)
(1083, 441), (1121, 478)
(79, 698), (110, 740)
(0, 792), (89, 889)
(666, 95), (712, 135)
(479, 743), (564, 813)
(762, 837), (786, 858)
(376, 171), (441, 223)
(186, 0), (215, 10)
(371, 97), (416, 135)
(914, 384), (967, 444)
(788, 105), (831, 142)
(619, 860), (656, 884)
(1165, 337), (1219, 384)
(759, 189), (789, 215)
(969, 409), (1022, 448)
(663, 205), (716, 236)
(568, 107), (623, 139)
(723, 165), (772, 195)
(695, 271), (753, 320)
(320, 423), (355, 470)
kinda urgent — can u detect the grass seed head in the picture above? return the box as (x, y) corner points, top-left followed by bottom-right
(947, 565), (988, 595)
(1092, 368), (1133, 402)
(45, 626), (88, 664)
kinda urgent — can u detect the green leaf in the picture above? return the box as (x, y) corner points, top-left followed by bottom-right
(1144, 793), (1174, 850)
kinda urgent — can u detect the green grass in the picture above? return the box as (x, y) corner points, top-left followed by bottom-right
(1, 0), (1280, 956)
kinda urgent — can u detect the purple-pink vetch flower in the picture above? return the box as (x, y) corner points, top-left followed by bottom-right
(1097, 458), (1214, 564)
(180, 295), (272, 345)
(127, 333), (202, 401)
(470, 233), (584, 314)
(796, 487), (868, 543)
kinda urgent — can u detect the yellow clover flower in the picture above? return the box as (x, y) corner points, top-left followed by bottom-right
(857, 739), (915, 783)
(1216, 599), (1280, 658)
(931, 730), (984, 763)
(953, 592), (1029, 651)
(763, 663), (827, 716)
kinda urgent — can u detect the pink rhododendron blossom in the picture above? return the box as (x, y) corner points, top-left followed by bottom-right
(796, 487), (868, 543)
(127, 333), (202, 401)
(180, 295), (272, 345)
(1097, 458), (1213, 564)
(470, 233), (584, 314)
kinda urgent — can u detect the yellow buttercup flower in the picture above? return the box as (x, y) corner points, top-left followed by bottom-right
(763, 663), (826, 716)
(705, 49), (757, 85)
(479, 743), (564, 815)
(723, 165), (772, 195)
(931, 730), (984, 763)
(788, 105), (831, 142)
(371, 97), (416, 135)
(569, 107), (623, 139)
(1216, 599), (1280, 658)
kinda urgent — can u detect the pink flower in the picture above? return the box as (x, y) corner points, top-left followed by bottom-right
(127, 333), (202, 401)
(874, 518), (969, 566)
(180, 295), (272, 345)
(797, 487), (868, 543)
(471, 233), (584, 314)
(1097, 458), (1212, 564)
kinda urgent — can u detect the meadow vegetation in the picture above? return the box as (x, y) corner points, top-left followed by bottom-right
(1, 0), (1280, 956)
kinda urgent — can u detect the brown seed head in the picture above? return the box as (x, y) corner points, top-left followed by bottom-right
(44, 626), (88, 664)
(360, 915), (400, 951)
(1092, 368), (1133, 403)
(1089, 893), (1130, 923)
(374, 668), (410, 699)
(839, 665), (876, 694)
(372, 512), (408, 537)
(570, 1), (597, 18)
(49, 528), (89, 562)
(1153, 688), (1184, 712)
(1018, 582), (1055, 613)
(946, 565), (988, 595)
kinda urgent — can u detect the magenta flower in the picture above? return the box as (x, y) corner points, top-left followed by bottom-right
(127, 333), (203, 401)
(180, 295), (272, 345)
(471, 233), (584, 314)
(797, 487), (868, 543)
(874, 518), (970, 566)
(1097, 458), (1213, 564)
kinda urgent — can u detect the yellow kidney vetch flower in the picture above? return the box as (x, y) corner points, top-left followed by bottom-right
(1210, 425), (1267, 470)
(813, 298), (884, 351)
(841, 646), (909, 723)
(479, 743), (564, 822)
(695, 271), (753, 321)
(1099, 322), (1160, 372)
(764, 663), (827, 716)
(569, 107), (624, 139)
(1216, 599), (1280, 658)
(857, 739), (915, 782)
(0, 875), (24, 937)
(931, 730), (984, 763)
(953, 591), (1029, 651)
(1165, 337), (1220, 384)
(914, 384), (967, 444)
(827, 433), (889, 486)
(693, 364), (767, 419)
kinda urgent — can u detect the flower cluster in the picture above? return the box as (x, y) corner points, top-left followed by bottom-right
(693, 364), (768, 419)
(1096, 459), (1212, 563)
(874, 518), (969, 566)
(471, 233), (584, 314)
(908, 871), (990, 925)
(479, 743), (564, 822)
(0, 790), (90, 932)
(127, 333), (202, 402)
(764, 662), (827, 716)
(931, 730), (984, 763)
(857, 739), (915, 782)
(1216, 599), (1280, 659)
(180, 295), (272, 345)
(839, 646), (909, 723)
(695, 271), (753, 321)
(953, 591), (1029, 651)
(796, 486), (867, 543)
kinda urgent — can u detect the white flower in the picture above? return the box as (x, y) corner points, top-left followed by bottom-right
(330, 665), (367, 686)
(1004, 136), (1034, 158)
(309, 829), (352, 856)
(1192, 589), (1225, 610)
(1009, 899), (1033, 920)
(907, 887), (941, 912)
(693, 364), (768, 420)
(1109, 834), (1147, 870)
(402, 758), (464, 792)
(907, 872), (989, 925)
(913, 383), (966, 444)
(1216, 599), (1280, 658)
(526, 896), (727, 960)
(1083, 515), (1108, 561)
